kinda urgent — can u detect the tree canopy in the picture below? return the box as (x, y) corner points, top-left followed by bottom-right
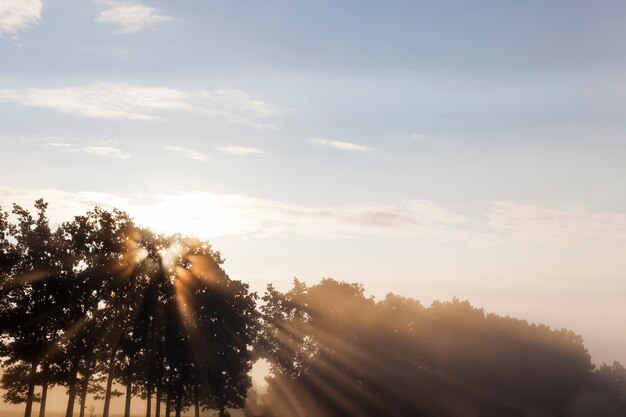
(257, 279), (626, 417)
(0, 201), (258, 417)
(0, 200), (624, 417)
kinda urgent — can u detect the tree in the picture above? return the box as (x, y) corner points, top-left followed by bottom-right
(51, 208), (137, 417)
(0, 200), (66, 417)
(156, 236), (259, 417)
(0, 204), (17, 359)
(260, 279), (612, 417)
(594, 362), (626, 412)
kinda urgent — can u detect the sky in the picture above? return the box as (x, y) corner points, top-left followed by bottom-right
(1, 0), (626, 395)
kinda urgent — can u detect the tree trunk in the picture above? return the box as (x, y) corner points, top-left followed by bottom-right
(145, 382), (152, 417)
(165, 391), (171, 417)
(65, 380), (77, 417)
(175, 393), (182, 417)
(123, 380), (132, 417)
(78, 375), (90, 417)
(219, 387), (226, 417)
(218, 374), (226, 417)
(64, 366), (79, 417)
(38, 379), (48, 417)
(23, 362), (37, 417)
(102, 351), (118, 417)
(155, 385), (162, 417)
(194, 385), (200, 417)
(146, 319), (155, 417)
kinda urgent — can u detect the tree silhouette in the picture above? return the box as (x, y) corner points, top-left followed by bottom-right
(260, 278), (626, 417)
(0, 200), (67, 417)
(2, 200), (626, 417)
(594, 361), (626, 413)
(0, 201), (259, 417)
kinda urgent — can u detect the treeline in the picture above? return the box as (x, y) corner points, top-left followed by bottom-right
(0, 201), (258, 417)
(255, 280), (626, 417)
(0, 201), (625, 417)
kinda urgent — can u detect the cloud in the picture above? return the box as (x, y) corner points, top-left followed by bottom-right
(46, 142), (79, 152)
(215, 146), (263, 156)
(96, 1), (174, 34)
(4, 185), (624, 245)
(0, 186), (132, 227)
(0, 185), (480, 241)
(411, 133), (425, 140)
(83, 146), (131, 159)
(43, 140), (131, 158)
(308, 138), (373, 152)
(0, 83), (190, 120)
(0, 83), (279, 128)
(487, 201), (626, 245)
(163, 146), (207, 161)
(204, 90), (277, 118)
(198, 89), (279, 130)
(0, 0), (42, 37)
(254, 199), (478, 240)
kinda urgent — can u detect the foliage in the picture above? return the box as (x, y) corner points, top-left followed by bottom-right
(260, 279), (625, 417)
(0, 201), (258, 417)
(1, 200), (624, 417)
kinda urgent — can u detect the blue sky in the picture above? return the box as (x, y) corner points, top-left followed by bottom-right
(1, 0), (626, 373)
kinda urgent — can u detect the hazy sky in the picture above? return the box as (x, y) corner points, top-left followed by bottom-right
(1, 0), (626, 378)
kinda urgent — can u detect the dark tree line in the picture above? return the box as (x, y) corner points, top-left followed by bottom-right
(1, 201), (625, 417)
(0, 201), (258, 417)
(256, 279), (626, 417)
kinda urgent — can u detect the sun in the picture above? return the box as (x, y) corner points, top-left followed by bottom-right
(160, 242), (183, 267)
(130, 193), (242, 238)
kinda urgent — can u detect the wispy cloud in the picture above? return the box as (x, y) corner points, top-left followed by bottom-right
(2, 186), (626, 245)
(411, 133), (425, 140)
(84, 146), (131, 159)
(163, 146), (207, 161)
(0, 83), (279, 128)
(0, 0), (42, 37)
(44, 141), (131, 159)
(0, 83), (190, 120)
(46, 142), (79, 152)
(308, 138), (373, 152)
(215, 146), (263, 156)
(487, 201), (626, 245)
(95, 1), (174, 34)
(0, 186), (475, 240)
(199, 89), (278, 130)
(204, 90), (278, 119)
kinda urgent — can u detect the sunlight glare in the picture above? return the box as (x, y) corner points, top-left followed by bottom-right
(160, 242), (182, 267)
(130, 194), (246, 238)
(134, 246), (149, 263)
